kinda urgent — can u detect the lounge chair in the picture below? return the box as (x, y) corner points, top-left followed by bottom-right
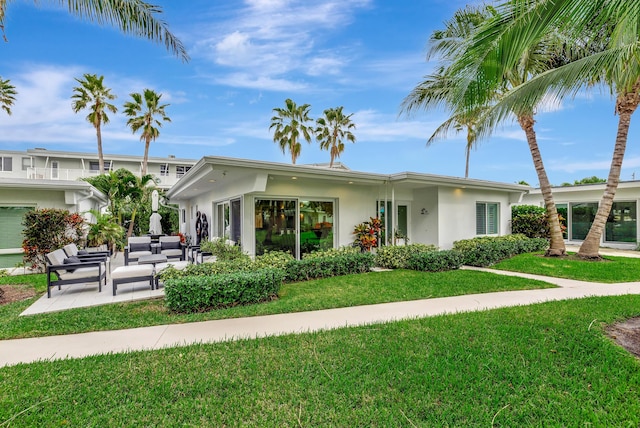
(46, 249), (106, 298)
(158, 235), (186, 261)
(124, 236), (153, 265)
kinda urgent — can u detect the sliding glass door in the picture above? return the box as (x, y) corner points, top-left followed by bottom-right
(255, 198), (335, 257)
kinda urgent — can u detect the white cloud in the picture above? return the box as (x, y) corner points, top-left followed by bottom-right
(191, 0), (372, 91)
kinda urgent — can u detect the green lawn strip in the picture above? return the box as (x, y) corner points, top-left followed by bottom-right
(0, 270), (553, 340)
(493, 252), (640, 283)
(1, 295), (639, 426)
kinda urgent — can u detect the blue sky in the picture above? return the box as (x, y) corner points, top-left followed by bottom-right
(1, 0), (638, 186)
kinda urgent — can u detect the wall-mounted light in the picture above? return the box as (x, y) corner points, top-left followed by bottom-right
(421, 208), (429, 215)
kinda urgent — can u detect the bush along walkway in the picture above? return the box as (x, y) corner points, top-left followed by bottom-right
(3, 268), (640, 367)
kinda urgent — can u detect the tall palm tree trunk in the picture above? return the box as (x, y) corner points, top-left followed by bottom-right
(142, 138), (150, 175)
(578, 88), (640, 259)
(464, 137), (471, 178)
(518, 115), (566, 256)
(95, 124), (104, 173)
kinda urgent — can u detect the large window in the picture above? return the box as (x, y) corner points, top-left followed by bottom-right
(476, 202), (499, 235)
(0, 156), (12, 172)
(299, 200), (334, 256)
(160, 164), (170, 176)
(89, 161), (111, 172)
(254, 198), (335, 258)
(216, 199), (241, 243)
(556, 203), (568, 239)
(255, 199), (297, 256)
(570, 202), (598, 240)
(606, 201), (637, 243)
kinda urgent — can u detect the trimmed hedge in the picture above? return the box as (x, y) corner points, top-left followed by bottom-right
(453, 235), (548, 267)
(285, 252), (374, 282)
(165, 268), (283, 313)
(406, 250), (464, 272)
(374, 244), (438, 269)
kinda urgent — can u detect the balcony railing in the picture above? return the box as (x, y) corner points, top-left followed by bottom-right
(8, 167), (184, 187)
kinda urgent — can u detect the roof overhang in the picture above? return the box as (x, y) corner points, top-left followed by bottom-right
(0, 178), (108, 204)
(166, 156), (531, 200)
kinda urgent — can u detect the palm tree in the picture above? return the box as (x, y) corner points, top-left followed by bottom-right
(456, 0), (640, 259)
(0, 0), (188, 61)
(315, 106), (356, 168)
(403, 4), (567, 256)
(402, 67), (484, 178)
(0, 76), (16, 115)
(123, 89), (171, 176)
(71, 74), (117, 174)
(270, 99), (313, 164)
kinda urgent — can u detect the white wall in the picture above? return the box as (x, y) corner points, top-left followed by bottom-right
(437, 187), (513, 249)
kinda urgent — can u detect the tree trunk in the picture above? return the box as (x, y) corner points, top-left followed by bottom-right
(578, 87), (640, 259)
(517, 114), (566, 256)
(142, 138), (150, 175)
(95, 119), (104, 174)
(464, 142), (470, 179)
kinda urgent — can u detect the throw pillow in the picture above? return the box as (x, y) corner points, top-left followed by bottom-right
(130, 243), (150, 252)
(63, 256), (81, 272)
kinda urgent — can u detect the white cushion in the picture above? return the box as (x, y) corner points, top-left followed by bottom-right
(128, 250), (153, 260)
(112, 265), (153, 280)
(58, 266), (102, 280)
(161, 249), (183, 257)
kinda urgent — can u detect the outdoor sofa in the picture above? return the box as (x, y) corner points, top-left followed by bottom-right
(45, 248), (106, 298)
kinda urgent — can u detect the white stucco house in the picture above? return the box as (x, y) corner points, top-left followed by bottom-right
(166, 156), (529, 258)
(521, 181), (640, 249)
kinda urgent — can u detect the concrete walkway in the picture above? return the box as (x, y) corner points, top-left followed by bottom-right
(3, 267), (640, 367)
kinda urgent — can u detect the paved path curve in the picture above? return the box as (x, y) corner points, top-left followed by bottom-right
(2, 267), (640, 367)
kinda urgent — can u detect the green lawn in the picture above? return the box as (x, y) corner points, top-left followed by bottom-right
(493, 252), (640, 282)
(2, 295), (640, 426)
(0, 269), (553, 339)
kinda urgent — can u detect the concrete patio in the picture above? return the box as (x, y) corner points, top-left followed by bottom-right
(20, 251), (165, 316)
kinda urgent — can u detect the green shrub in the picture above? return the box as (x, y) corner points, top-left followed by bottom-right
(406, 250), (464, 272)
(285, 252), (374, 282)
(302, 246), (360, 260)
(199, 239), (248, 262)
(374, 244), (438, 269)
(164, 268), (283, 313)
(453, 235), (548, 267)
(158, 258), (254, 282)
(21, 208), (86, 271)
(254, 250), (295, 270)
(511, 205), (549, 238)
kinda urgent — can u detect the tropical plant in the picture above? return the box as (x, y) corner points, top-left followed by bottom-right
(401, 5), (489, 178)
(0, 76), (16, 115)
(315, 106), (356, 167)
(0, 0), (189, 61)
(123, 89), (171, 176)
(85, 209), (125, 253)
(21, 208), (86, 270)
(269, 98), (313, 164)
(454, 0), (640, 259)
(404, 3), (569, 256)
(353, 217), (383, 252)
(84, 168), (157, 238)
(71, 74), (117, 173)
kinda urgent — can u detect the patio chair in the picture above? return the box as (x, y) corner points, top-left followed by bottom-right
(124, 236), (153, 265)
(46, 249), (106, 298)
(158, 235), (186, 261)
(63, 243), (110, 270)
